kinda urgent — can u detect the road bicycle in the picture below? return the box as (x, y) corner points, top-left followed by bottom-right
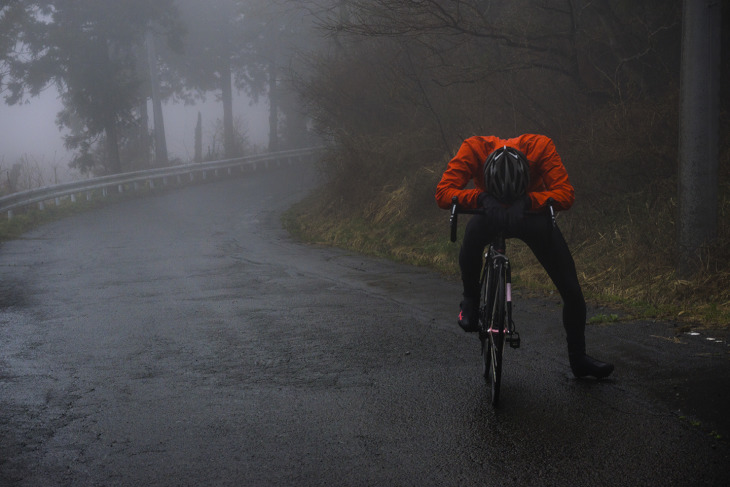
(449, 196), (555, 407)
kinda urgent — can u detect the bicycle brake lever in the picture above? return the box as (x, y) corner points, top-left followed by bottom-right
(450, 197), (458, 242)
(547, 198), (557, 228)
(549, 205), (556, 227)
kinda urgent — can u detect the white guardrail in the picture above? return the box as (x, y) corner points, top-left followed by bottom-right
(0, 146), (324, 219)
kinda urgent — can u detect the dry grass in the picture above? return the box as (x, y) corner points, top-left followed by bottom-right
(285, 95), (730, 330)
(284, 166), (730, 331)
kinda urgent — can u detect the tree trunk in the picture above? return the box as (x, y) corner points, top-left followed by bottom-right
(139, 98), (150, 164)
(195, 111), (203, 163)
(105, 116), (122, 174)
(677, 0), (722, 277)
(268, 59), (279, 153)
(146, 30), (168, 166)
(221, 61), (235, 159)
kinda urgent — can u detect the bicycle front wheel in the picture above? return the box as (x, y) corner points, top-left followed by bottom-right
(488, 265), (506, 407)
(480, 257), (496, 382)
(481, 335), (491, 381)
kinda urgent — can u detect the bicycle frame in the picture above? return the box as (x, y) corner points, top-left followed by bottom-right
(480, 238), (507, 331)
(450, 196), (536, 407)
(480, 239), (519, 344)
(478, 235), (518, 406)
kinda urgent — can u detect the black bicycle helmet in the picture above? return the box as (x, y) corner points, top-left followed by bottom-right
(483, 146), (530, 203)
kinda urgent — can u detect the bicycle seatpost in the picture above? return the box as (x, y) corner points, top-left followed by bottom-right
(494, 233), (506, 253)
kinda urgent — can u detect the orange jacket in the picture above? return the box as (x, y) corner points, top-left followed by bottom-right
(435, 134), (575, 211)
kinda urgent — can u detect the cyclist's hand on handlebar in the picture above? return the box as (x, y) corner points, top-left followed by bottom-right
(507, 194), (530, 214)
(478, 192), (508, 231)
(478, 192), (501, 210)
(506, 194), (530, 227)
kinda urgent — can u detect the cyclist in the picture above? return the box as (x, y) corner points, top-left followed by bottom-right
(435, 134), (614, 379)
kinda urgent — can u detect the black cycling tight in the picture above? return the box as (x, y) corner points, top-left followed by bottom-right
(459, 211), (586, 355)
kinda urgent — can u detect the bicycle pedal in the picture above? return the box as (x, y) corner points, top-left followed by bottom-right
(507, 332), (521, 349)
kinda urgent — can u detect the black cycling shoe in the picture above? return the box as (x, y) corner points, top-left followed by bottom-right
(570, 354), (614, 379)
(458, 298), (479, 333)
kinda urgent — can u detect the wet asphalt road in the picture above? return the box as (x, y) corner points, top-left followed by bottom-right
(0, 164), (729, 486)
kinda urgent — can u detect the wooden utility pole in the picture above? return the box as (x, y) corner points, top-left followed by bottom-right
(677, 0), (722, 277)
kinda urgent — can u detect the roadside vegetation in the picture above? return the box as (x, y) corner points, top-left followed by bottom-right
(0, 201), (95, 242)
(284, 173), (730, 329)
(283, 147), (730, 328)
(0, 187), (156, 243)
(282, 0), (730, 329)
